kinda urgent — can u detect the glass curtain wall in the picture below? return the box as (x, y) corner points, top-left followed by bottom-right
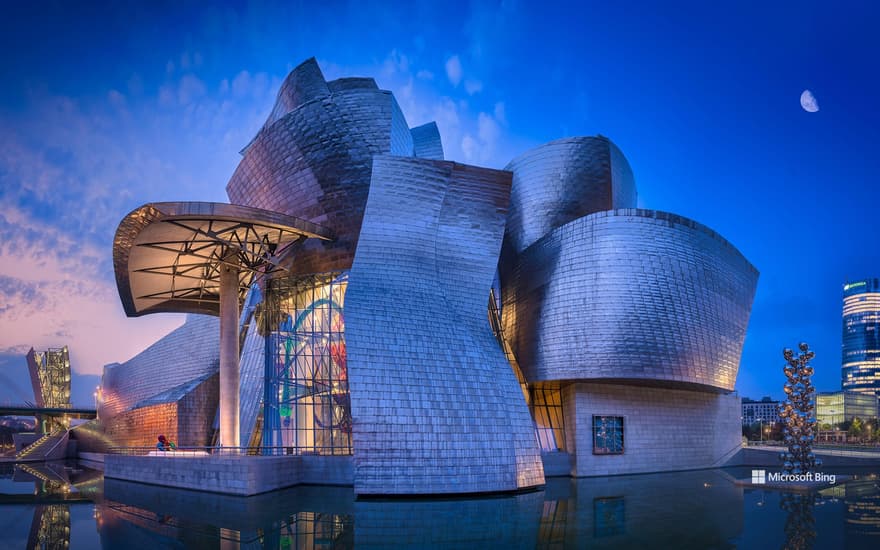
(531, 386), (566, 451)
(261, 272), (352, 455)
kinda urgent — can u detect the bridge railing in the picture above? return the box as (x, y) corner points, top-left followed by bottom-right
(105, 446), (344, 457)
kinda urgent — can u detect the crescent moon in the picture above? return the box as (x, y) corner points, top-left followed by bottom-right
(800, 90), (819, 113)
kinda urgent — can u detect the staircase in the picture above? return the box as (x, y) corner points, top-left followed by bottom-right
(15, 431), (69, 462)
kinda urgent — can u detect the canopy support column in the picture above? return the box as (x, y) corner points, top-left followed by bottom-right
(219, 255), (240, 448)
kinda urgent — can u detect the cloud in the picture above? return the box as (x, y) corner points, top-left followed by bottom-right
(383, 49), (410, 76)
(0, 47), (525, 378)
(445, 55), (463, 86)
(177, 74), (207, 105)
(229, 70), (272, 99)
(0, 204), (185, 375)
(494, 102), (506, 125)
(0, 345), (32, 355)
(338, 50), (521, 168)
(464, 79), (483, 95)
(459, 109), (504, 164)
(0, 55), (283, 375)
(108, 89), (126, 107)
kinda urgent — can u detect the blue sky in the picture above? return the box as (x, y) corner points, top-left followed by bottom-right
(0, 0), (878, 405)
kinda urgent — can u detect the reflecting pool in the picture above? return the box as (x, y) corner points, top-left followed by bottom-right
(1, 463), (878, 548)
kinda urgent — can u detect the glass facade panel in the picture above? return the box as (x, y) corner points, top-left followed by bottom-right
(531, 387), (566, 451)
(261, 272), (352, 455)
(592, 416), (624, 455)
(816, 391), (878, 425)
(842, 279), (880, 396)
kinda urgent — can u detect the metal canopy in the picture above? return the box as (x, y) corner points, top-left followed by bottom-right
(113, 202), (334, 317)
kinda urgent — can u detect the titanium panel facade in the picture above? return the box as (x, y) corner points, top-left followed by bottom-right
(100, 315), (219, 419)
(501, 209), (758, 392)
(346, 155), (544, 495)
(226, 58), (443, 277)
(410, 121), (444, 160)
(501, 137), (637, 259)
(105, 57), (761, 488)
(104, 373), (219, 448)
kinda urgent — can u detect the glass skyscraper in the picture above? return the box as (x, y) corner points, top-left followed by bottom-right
(842, 279), (880, 395)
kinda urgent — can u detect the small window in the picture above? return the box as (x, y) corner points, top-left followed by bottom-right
(593, 416), (624, 455)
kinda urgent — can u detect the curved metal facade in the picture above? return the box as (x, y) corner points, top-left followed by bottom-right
(226, 58), (428, 277)
(106, 57), (761, 488)
(100, 315), (219, 419)
(346, 155), (544, 495)
(501, 136), (637, 258)
(501, 209), (758, 391)
(112, 201), (332, 317)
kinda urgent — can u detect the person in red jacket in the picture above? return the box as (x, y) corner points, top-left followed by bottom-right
(156, 434), (177, 451)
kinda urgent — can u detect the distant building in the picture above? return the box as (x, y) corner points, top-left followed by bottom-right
(742, 396), (780, 425)
(816, 391), (879, 426)
(842, 279), (880, 396)
(25, 346), (72, 433)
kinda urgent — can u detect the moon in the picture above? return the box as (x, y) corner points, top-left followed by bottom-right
(800, 90), (819, 113)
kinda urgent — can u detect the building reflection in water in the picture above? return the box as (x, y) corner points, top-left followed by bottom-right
(100, 480), (355, 549)
(6, 466), (878, 548)
(3, 465), (876, 548)
(3, 461), (100, 550)
(538, 469), (742, 549)
(820, 471), (880, 547)
(29, 504), (70, 550)
(98, 469), (743, 549)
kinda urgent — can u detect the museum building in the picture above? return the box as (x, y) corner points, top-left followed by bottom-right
(97, 58), (759, 496)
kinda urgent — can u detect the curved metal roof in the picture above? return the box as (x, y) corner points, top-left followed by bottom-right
(113, 202), (334, 317)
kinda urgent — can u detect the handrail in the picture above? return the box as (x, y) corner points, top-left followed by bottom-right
(746, 442), (880, 458)
(40, 432), (69, 460)
(105, 445), (350, 457)
(17, 433), (52, 457)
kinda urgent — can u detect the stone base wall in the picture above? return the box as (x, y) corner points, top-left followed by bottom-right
(563, 383), (742, 476)
(104, 455), (354, 496)
(541, 452), (573, 477)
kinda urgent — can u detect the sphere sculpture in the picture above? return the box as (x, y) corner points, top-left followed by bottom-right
(778, 343), (822, 474)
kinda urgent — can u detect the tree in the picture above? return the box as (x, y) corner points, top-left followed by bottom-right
(849, 417), (864, 440)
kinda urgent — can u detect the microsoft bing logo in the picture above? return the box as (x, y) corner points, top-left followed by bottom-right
(749, 469), (836, 485)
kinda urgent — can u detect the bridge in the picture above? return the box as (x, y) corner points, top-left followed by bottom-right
(0, 406), (96, 419)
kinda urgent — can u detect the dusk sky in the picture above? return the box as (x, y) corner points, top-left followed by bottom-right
(0, 1), (878, 406)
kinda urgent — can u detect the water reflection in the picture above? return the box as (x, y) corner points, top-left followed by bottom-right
(780, 492), (817, 550)
(100, 481), (355, 549)
(97, 469), (741, 549)
(822, 474), (880, 547)
(29, 504), (70, 550)
(2, 466), (879, 548)
(0, 461), (101, 549)
(734, 468), (880, 549)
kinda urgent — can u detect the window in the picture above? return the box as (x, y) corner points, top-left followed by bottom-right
(531, 387), (566, 451)
(261, 272), (352, 455)
(592, 416), (624, 455)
